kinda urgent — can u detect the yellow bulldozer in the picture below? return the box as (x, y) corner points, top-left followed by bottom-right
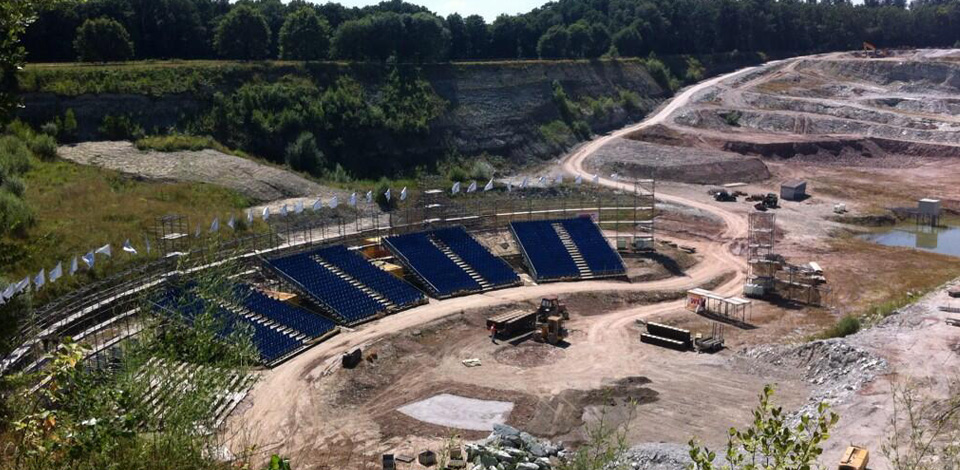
(486, 296), (568, 344)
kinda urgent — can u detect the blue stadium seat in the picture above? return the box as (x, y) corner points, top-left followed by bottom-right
(268, 252), (388, 324)
(152, 287), (304, 364)
(432, 227), (520, 288)
(312, 245), (425, 308)
(510, 220), (580, 281)
(233, 285), (338, 339)
(561, 218), (626, 277)
(385, 232), (481, 298)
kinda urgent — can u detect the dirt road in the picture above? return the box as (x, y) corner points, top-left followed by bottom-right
(231, 62), (781, 460)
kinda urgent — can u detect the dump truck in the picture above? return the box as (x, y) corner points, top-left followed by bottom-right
(838, 445), (869, 470)
(486, 296), (568, 341)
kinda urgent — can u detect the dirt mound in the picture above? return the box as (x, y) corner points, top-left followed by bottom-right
(58, 141), (330, 202)
(587, 137), (770, 184)
(741, 339), (887, 419)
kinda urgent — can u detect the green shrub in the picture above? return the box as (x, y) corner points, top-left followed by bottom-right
(62, 109), (78, 141)
(571, 120), (592, 140)
(375, 177), (397, 211)
(0, 190), (34, 235)
(643, 55), (679, 93)
(684, 56), (705, 83)
(285, 132), (326, 176)
(617, 88), (643, 113)
(135, 134), (236, 155)
(1, 176), (26, 197)
(446, 165), (468, 183)
(539, 120), (573, 147)
(723, 110), (742, 127)
(40, 121), (59, 137)
(819, 315), (861, 339)
(99, 114), (144, 140)
(28, 133), (58, 161)
(323, 163), (353, 184)
(0, 136), (33, 176)
(469, 160), (494, 181)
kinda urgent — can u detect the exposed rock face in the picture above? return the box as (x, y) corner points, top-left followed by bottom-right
(19, 61), (666, 165)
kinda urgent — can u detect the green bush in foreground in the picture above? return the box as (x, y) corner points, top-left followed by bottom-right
(689, 385), (839, 470)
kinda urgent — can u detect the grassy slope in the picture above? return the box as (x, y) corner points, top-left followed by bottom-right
(0, 159), (252, 299)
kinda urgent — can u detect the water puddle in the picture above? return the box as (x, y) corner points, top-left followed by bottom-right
(859, 222), (960, 258)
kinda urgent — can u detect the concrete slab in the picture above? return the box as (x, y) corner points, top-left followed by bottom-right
(397, 393), (514, 431)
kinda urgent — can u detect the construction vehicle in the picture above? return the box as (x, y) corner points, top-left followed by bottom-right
(748, 193), (779, 211)
(533, 315), (567, 344)
(838, 445), (869, 470)
(710, 188), (737, 202)
(486, 296), (568, 343)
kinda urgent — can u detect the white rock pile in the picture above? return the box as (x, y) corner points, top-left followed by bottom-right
(465, 424), (564, 470)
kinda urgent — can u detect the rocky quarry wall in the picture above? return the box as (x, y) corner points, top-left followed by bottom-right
(18, 61), (666, 166)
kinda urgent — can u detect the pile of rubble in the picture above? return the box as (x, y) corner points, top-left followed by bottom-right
(464, 424), (565, 470)
(606, 442), (701, 470)
(742, 338), (887, 418)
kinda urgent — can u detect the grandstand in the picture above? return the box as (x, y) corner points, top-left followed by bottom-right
(266, 245), (426, 326)
(384, 226), (521, 298)
(510, 217), (626, 282)
(152, 285), (314, 366)
(2, 184), (654, 375)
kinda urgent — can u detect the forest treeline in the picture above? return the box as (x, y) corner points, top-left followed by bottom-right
(23, 0), (960, 64)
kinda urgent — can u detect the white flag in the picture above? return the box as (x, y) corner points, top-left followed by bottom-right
(144, 236), (151, 254)
(484, 178), (494, 191)
(295, 201), (304, 214)
(16, 277), (30, 294)
(280, 204), (288, 217)
(210, 217), (220, 233)
(467, 181), (477, 193)
(521, 177), (529, 188)
(452, 181), (461, 194)
(262, 207), (270, 221)
(2, 284), (14, 300)
(384, 188), (391, 202)
(592, 174), (600, 184)
(34, 269), (45, 290)
(246, 209), (253, 224)
(312, 199), (323, 211)
(366, 191), (373, 203)
(122, 239), (137, 255)
(96, 244), (112, 257)
(82, 251), (95, 269)
(555, 174), (563, 184)
(227, 216), (235, 230)
(575, 174), (583, 185)
(194, 226), (201, 237)
(70, 256), (79, 275)
(538, 176), (545, 184)
(508, 182), (513, 192)
(349, 193), (357, 206)
(330, 195), (339, 209)
(49, 262), (63, 283)
(400, 187), (407, 201)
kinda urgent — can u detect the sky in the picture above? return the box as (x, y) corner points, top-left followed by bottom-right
(322, 0), (551, 21)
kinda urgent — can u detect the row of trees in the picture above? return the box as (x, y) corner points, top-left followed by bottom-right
(23, 0), (960, 63)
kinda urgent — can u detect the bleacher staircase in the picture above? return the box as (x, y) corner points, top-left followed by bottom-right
(552, 223), (593, 279)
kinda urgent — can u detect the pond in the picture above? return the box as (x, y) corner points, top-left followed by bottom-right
(859, 222), (960, 258)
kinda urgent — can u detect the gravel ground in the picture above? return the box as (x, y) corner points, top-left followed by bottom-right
(58, 141), (329, 202)
(585, 137), (770, 184)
